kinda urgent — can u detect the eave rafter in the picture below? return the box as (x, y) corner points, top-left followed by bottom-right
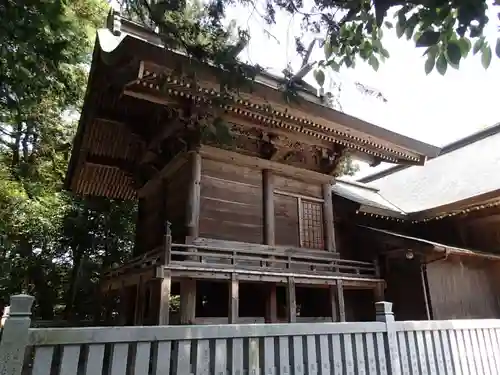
(121, 61), (422, 165)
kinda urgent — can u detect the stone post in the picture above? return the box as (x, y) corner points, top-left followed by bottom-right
(0, 294), (35, 375)
(375, 301), (401, 375)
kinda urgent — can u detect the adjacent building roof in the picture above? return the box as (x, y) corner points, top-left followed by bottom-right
(332, 178), (406, 218)
(361, 226), (500, 260)
(334, 123), (500, 221)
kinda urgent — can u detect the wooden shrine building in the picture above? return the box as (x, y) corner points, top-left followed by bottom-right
(65, 10), (440, 326)
(333, 123), (500, 321)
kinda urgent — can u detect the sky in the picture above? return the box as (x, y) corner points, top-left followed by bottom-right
(222, 3), (500, 179)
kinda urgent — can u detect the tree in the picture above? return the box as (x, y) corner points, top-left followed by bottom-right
(0, 0), (139, 321)
(119, 0), (499, 83)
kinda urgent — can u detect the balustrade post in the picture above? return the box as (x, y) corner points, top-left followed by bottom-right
(164, 221), (172, 265)
(375, 301), (401, 375)
(0, 294), (35, 375)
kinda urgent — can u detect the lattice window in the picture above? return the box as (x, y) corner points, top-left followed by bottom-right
(300, 200), (324, 249)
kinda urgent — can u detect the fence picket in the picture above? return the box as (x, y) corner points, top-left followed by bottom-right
(110, 343), (129, 375)
(305, 335), (317, 375)
(133, 342), (151, 375)
(318, 335), (330, 375)
(59, 345), (80, 375)
(32, 346), (54, 375)
(231, 338), (244, 375)
(85, 344), (105, 375)
(153, 341), (171, 375)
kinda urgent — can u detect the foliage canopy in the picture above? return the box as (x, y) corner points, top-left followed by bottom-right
(118, 0), (499, 87)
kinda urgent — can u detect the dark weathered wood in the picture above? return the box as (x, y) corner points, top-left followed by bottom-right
(199, 146), (335, 185)
(186, 152), (202, 238)
(329, 285), (338, 322)
(138, 151), (189, 198)
(199, 160), (263, 243)
(337, 280), (346, 322)
(273, 174), (323, 198)
(263, 169), (275, 246)
(133, 278), (143, 325)
(265, 284), (278, 323)
(164, 222), (172, 265)
(426, 257), (500, 319)
(180, 278), (196, 324)
(158, 274), (171, 325)
(322, 183), (336, 252)
(228, 274), (239, 323)
(287, 277), (297, 323)
(274, 193), (300, 247)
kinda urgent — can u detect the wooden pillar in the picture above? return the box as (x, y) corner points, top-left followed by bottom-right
(158, 274), (171, 325)
(263, 169), (275, 245)
(229, 274), (239, 323)
(180, 278), (196, 324)
(133, 278), (143, 325)
(329, 285), (338, 322)
(336, 280), (346, 322)
(421, 264), (432, 320)
(373, 258), (385, 302)
(265, 284), (278, 323)
(118, 282), (129, 325)
(186, 151), (202, 238)
(322, 183), (336, 252)
(263, 170), (277, 321)
(286, 277), (297, 323)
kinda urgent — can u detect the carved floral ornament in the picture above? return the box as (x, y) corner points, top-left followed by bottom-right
(129, 65), (421, 164)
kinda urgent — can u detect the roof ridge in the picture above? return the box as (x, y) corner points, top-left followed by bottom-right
(358, 121), (500, 183)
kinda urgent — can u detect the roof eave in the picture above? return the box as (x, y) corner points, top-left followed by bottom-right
(107, 9), (440, 161)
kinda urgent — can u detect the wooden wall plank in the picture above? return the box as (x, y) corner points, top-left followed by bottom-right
(199, 159), (263, 244)
(274, 174), (322, 198)
(427, 258), (500, 319)
(274, 194), (299, 247)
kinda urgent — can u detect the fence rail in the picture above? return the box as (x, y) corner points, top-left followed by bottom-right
(2, 295), (500, 375)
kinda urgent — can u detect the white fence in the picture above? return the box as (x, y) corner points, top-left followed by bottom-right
(2, 294), (500, 374)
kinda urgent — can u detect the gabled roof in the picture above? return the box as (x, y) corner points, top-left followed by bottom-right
(65, 10), (441, 199)
(333, 123), (500, 221)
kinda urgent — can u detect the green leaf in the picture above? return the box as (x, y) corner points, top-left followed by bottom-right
(395, 22), (405, 38)
(405, 14), (419, 40)
(496, 38), (500, 59)
(458, 38), (471, 58)
(360, 41), (373, 60)
(446, 41), (462, 65)
(423, 45), (439, 59)
(314, 69), (326, 87)
(368, 55), (380, 71)
(473, 37), (484, 55)
(481, 45), (492, 69)
(344, 56), (353, 68)
(405, 23), (416, 40)
(380, 48), (390, 58)
(327, 60), (340, 72)
(416, 31), (440, 47)
(424, 54), (435, 75)
(324, 39), (334, 59)
(384, 21), (394, 29)
(436, 53), (447, 75)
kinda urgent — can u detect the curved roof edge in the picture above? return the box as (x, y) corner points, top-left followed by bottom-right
(359, 122), (500, 183)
